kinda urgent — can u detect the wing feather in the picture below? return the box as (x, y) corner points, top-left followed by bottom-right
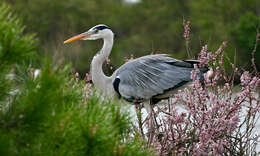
(113, 54), (207, 102)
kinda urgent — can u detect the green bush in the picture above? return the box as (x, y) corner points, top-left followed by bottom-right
(0, 4), (37, 68)
(1, 63), (150, 156)
(0, 3), (37, 102)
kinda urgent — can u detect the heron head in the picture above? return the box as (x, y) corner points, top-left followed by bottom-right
(64, 24), (113, 44)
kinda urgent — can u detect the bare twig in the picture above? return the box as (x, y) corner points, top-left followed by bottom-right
(251, 29), (260, 76)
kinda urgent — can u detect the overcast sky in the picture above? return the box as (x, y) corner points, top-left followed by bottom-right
(124, 0), (140, 3)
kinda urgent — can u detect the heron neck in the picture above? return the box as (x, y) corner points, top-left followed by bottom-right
(91, 36), (114, 97)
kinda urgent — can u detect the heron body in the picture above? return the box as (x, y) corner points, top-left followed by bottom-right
(64, 24), (208, 105)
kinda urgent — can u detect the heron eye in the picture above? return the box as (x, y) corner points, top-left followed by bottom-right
(94, 29), (99, 34)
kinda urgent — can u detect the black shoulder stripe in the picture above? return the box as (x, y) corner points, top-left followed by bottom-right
(113, 77), (121, 99)
(165, 61), (193, 68)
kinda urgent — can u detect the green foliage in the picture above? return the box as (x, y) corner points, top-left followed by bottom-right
(0, 3), (37, 102)
(0, 4), (37, 68)
(1, 63), (150, 155)
(231, 12), (259, 50)
(231, 12), (260, 69)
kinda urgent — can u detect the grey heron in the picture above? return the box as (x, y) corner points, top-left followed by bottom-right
(64, 24), (208, 108)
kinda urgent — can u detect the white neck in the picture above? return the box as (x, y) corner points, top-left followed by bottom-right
(90, 35), (114, 97)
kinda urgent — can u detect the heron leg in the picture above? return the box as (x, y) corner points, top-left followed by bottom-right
(144, 102), (157, 146)
(143, 102), (153, 128)
(135, 104), (144, 137)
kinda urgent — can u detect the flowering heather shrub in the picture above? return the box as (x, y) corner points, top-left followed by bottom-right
(141, 41), (260, 155)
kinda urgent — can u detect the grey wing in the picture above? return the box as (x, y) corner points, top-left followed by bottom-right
(113, 54), (207, 103)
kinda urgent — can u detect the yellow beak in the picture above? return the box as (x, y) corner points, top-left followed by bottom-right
(64, 32), (92, 44)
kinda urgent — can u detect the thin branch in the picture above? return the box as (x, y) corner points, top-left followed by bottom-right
(251, 29), (260, 76)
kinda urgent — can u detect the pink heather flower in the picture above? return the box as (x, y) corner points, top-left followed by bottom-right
(240, 71), (251, 86)
(214, 41), (227, 57)
(198, 45), (213, 67)
(75, 72), (80, 81)
(183, 19), (191, 41)
(124, 54), (134, 62)
(150, 52), (160, 55)
(249, 76), (260, 88)
(85, 73), (91, 82)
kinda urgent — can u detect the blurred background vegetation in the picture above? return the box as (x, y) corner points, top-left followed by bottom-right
(2, 0), (260, 76)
